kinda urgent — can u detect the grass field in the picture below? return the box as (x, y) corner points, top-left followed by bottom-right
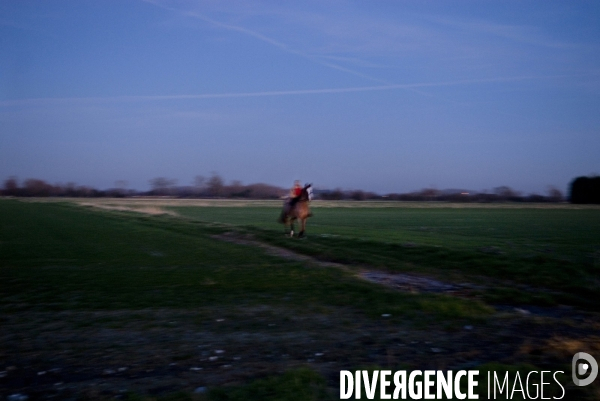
(174, 204), (600, 260)
(170, 203), (600, 307)
(1, 198), (599, 400)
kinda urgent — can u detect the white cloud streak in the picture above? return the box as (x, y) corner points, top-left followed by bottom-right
(142, 0), (391, 84)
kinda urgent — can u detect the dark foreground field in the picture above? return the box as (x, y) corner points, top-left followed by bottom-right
(1, 199), (599, 400)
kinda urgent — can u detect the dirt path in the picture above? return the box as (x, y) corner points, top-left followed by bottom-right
(76, 202), (179, 216)
(212, 232), (345, 268)
(211, 232), (595, 322)
(213, 231), (483, 296)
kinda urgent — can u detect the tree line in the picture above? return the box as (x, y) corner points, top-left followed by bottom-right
(147, 174), (285, 199)
(2, 174), (599, 204)
(0, 174), (285, 200)
(318, 185), (565, 203)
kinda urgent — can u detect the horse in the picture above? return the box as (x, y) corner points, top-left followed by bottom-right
(279, 184), (313, 238)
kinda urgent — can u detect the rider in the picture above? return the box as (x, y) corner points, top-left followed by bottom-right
(279, 180), (302, 222)
(289, 180), (303, 206)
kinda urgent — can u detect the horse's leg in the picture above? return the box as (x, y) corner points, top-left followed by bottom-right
(282, 217), (288, 235)
(297, 205), (308, 238)
(298, 218), (306, 238)
(290, 219), (295, 237)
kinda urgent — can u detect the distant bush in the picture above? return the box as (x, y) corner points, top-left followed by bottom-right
(570, 176), (600, 204)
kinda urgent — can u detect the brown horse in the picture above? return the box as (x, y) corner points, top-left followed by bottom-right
(279, 184), (313, 238)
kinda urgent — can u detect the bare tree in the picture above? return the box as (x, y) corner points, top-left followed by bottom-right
(207, 173), (224, 197)
(494, 186), (520, 200)
(63, 182), (78, 197)
(193, 175), (206, 188)
(188, 175), (205, 197)
(320, 188), (344, 200)
(3, 176), (19, 196)
(149, 177), (177, 195)
(23, 179), (53, 197)
(226, 180), (243, 197)
(350, 190), (366, 201)
(420, 188), (440, 201)
(112, 180), (128, 197)
(246, 183), (284, 199)
(547, 186), (563, 202)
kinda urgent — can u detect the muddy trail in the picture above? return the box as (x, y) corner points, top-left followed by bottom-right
(214, 232), (468, 293)
(213, 231), (578, 315)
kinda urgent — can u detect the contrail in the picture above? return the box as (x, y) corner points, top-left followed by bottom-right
(142, 0), (390, 85)
(111, 76), (552, 99)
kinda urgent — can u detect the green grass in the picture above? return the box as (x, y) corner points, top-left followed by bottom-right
(4, 200), (595, 310)
(2, 199), (599, 400)
(171, 205), (600, 308)
(171, 205), (600, 263)
(105, 368), (331, 401)
(0, 200), (488, 320)
(206, 368), (332, 401)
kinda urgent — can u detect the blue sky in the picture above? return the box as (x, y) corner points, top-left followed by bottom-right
(1, 0), (599, 194)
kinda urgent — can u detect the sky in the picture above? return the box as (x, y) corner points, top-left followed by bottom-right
(1, 0), (599, 194)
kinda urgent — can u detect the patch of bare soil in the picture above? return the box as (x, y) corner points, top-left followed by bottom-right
(1, 306), (599, 400)
(76, 202), (178, 216)
(359, 271), (482, 295)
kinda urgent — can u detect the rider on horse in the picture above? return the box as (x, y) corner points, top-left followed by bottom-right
(278, 181), (313, 236)
(279, 180), (303, 223)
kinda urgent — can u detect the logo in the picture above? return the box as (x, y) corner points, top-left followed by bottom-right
(572, 352), (598, 387)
